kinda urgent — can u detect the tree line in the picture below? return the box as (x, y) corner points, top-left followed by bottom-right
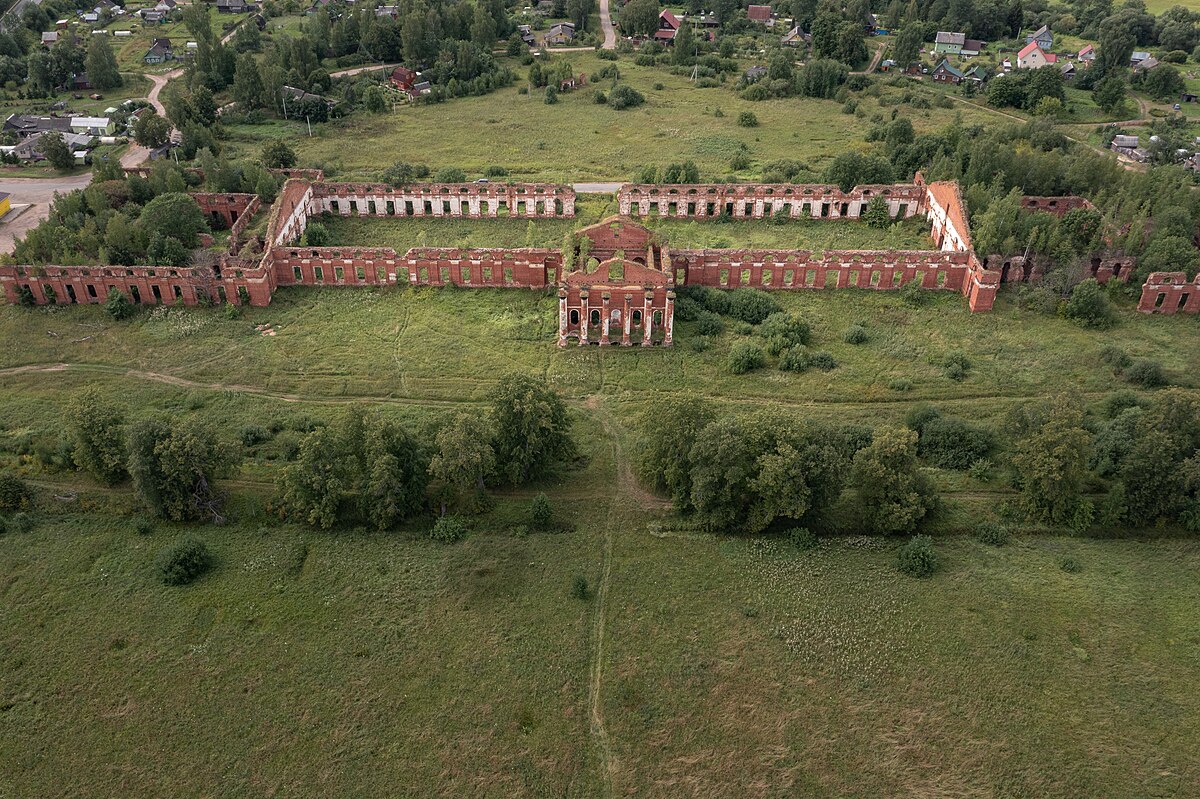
(58, 374), (577, 529)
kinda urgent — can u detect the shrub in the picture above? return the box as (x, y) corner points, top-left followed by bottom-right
(968, 458), (992, 481)
(733, 321), (753, 335)
(898, 275), (927, 306)
(1063, 278), (1114, 328)
(728, 288), (781, 324)
(240, 425), (270, 447)
(843, 324), (869, 344)
(810, 351), (837, 371)
(105, 288), (136, 320)
(1060, 557), (1082, 573)
(1125, 359), (1166, 387)
(694, 310), (724, 336)
(133, 516), (155, 535)
(778, 346), (810, 372)
(0, 474), (32, 512)
(430, 515), (468, 543)
(787, 526), (817, 550)
(917, 418), (995, 470)
(156, 536), (212, 585)
(737, 110), (759, 127)
(758, 312), (810, 346)
(897, 535), (938, 578)
(888, 378), (913, 392)
(976, 521), (1009, 546)
(729, 342), (767, 374)
(6, 512), (34, 534)
(571, 574), (590, 599)
(544, 86), (558, 104)
(689, 335), (712, 352)
(530, 492), (553, 531)
(607, 85), (645, 109)
(1100, 345), (1131, 372)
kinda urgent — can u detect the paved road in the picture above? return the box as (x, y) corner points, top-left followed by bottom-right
(0, 173), (92, 254)
(599, 0), (616, 49)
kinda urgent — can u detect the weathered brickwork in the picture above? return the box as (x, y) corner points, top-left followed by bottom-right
(1020, 195), (1096, 217)
(193, 192), (260, 229)
(1139, 272), (1200, 314)
(310, 182), (576, 219)
(9, 176), (1185, 325)
(617, 183), (925, 220)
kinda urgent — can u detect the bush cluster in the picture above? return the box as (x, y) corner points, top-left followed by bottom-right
(156, 536), (212, 585)
(897, 535), (938, 578)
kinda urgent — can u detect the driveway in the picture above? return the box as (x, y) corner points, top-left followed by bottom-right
(599, 0), (616, 49)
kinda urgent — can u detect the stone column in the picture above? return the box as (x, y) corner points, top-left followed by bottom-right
(622, 293), (632, 346)
(600, 292), (611, 345)
(579, 290), (589, 345)
(557, 289), (568, 347)
(643, 291), (653, 345)
(664, 291), (675, 347)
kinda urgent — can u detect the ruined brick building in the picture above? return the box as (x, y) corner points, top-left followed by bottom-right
(2, 175), (1193, 342)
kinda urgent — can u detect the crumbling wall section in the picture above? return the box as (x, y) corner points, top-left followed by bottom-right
(617, 183), (925, 220)
(1138, 272), (1200, 314)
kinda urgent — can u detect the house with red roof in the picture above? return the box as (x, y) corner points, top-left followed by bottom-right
(654, 9), (680, 42)
(747, 4), (773, 24)
(1078, 44), (1095, 63)
(1017, 41), (1056, 69)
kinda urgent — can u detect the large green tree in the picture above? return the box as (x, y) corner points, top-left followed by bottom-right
(1012, 395), (1093, 528)
(488, 374), (576, 484)
(276, 410), (428, 530)
(429, 413), (496, 515)
(67, 388), (127, 485)
(138, 192), (207, 247)
(851, 428), (936, 535)
(637, 393), (716, 511)
(127, 419), (233, 522)
(85, 34), (122, 90)
(621, 0), (660, 36)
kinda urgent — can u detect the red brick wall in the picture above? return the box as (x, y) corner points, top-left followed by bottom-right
(1020, 195), (1096, 217)
(194, 192), (259, 229)
(269, 246), (562, 289)
(617, 183), (926, 219)
(0, 259), (275, 308)
(1138, 272), (1200, 314)
(673, 249), (972, 291)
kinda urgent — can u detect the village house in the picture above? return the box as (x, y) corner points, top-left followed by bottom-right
(1130, 50), (1151, 66)
(375, 5), (398, 18)
(964, 65), (988, 83)
(216, 0), (255, 13)
(143, 37), (174, 64)
(933, 31), (965, 54)
(69, 116), (115, 136)
(558, 73), (587, 92)
(544, 22), (575, 45)
(1133, 56), (1159, 73)
(743, 65), (767, 82)
(140, 9), (165, 23)
(282, 85), (335, 112)
(517, 24), (534, 45)
(931, 59), (964, 83)
(13, 131), (94, 162)
(746, 5), (773, 25)
(388, 66), (432, 100)
(1078, 44), (1095, 63)
(960, 38), (984, 57)
(1026, 24), (1053, 49)
(1017, 41), (1056, 69)
(41, 31), (58, 46)
(781, 25), (809, 47)
(3, 114), (71, 138)
(1059, 61), (1075, 80)
(654, 9), (681, 43)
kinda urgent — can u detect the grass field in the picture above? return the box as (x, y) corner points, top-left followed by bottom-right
(221, 51), (1004, 182)
(2, 287), (1200, 797)
(319, 199), (935, 252)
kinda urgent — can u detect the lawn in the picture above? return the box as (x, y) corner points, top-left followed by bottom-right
(2, 286), (1200, 797)
(220, 51), (1006, 182)
(317, 198), (935, 253)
